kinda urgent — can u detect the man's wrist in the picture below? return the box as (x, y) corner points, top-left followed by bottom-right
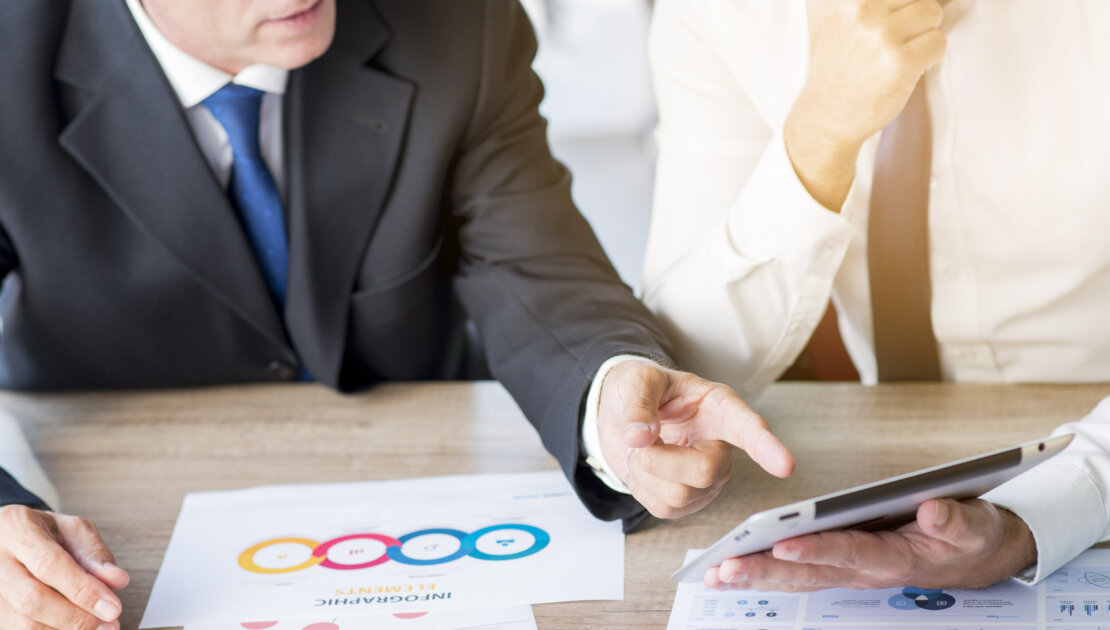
(783, 100), (863, 212)
(581, 355), (663, 494)
(997, 506), (1038, 581)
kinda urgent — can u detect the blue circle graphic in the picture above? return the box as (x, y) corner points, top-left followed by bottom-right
(465, 524), (550, 561)
(386, 528), (472, 565)
(888, 593), (916, 610)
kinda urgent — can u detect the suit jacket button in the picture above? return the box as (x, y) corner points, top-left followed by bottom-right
(266, 360), (296, 380)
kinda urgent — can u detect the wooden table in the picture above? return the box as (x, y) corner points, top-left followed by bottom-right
(5, 382), (1109, 629)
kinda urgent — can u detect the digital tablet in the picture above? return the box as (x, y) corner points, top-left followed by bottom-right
(672, 433), (1073, 583)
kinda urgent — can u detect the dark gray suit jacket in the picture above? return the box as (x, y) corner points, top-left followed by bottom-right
(0, 0), (674, 524)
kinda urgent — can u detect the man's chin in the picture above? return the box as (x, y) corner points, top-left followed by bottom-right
(256, 0), (335, 69)
(257, 28), (336, 69)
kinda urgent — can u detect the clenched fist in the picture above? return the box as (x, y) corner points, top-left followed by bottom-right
(786, 0), (948, 210)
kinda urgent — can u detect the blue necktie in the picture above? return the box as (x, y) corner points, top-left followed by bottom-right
(203, 84), (289, 307)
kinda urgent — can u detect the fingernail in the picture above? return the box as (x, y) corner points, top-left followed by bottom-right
(99, 561), (119, 571)
(624, 422), (652, 434)
(776, 546), (801, 562)
(98, 624), (116, 630)
(934, 501), (950, 527)
(94, 599), (119, 620)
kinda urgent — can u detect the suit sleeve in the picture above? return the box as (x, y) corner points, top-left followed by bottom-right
(0, 468), (49, 510)
(449, 0), (674, 527)
(0, 227), (46, 509)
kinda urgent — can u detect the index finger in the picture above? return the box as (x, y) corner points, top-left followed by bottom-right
(705, 393), (794, 478)
(13, 531), (122, 623)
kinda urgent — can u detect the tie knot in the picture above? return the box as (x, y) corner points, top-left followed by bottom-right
(203, 84), (266, 159)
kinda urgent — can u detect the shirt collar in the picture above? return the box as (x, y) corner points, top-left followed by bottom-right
(124, 0), (288, 108)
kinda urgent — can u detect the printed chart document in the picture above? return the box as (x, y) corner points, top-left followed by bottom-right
(140, 471), (622, 628)
(183, 604), (537, 630)
(667, 548), (1110, 629)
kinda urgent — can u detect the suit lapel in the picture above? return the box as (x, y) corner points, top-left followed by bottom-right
(54, 0), (288, 349)
(284, 0), (415, 386)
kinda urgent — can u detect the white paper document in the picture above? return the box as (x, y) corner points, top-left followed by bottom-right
(140, 471), (623, 628)
(183, 604), (537, 630)
(668, 548), (1110, 630)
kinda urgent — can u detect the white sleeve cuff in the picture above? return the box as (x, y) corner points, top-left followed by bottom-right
(726, 129), (858, 265)
(983, 458), (1105, 585)
(982, 398), (1110, 584)
(0, 409), (61, 511)
(581, 355), (665, 495)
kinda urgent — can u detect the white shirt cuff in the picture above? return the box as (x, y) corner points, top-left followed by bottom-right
(982, 398), (1110, 584)
(0, 409), (61, 511)
(581, 355), (665, 495)
(983, 457), (1105, 585)
(726, 128), (857, 265)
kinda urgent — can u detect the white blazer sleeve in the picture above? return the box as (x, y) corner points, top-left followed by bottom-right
(982, 398), (1110, 584)
(643, 0), (868, 399)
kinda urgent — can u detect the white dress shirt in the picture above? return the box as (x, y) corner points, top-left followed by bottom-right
(124, 0), (288, 193)
(646, 0), (1110, 583)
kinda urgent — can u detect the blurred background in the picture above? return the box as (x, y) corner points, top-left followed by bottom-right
(521, 0), (655, 293)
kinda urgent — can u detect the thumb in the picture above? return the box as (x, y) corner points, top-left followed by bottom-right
(600, 362), (666, 449)
(916, 498), (988, 548)
(57, 515), (130, 590)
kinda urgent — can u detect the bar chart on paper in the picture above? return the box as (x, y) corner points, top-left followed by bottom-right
(1046, 562), (1110, 627)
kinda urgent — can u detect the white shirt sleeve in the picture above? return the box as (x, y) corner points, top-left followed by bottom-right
(643, 0), (868, 400)
(0, 409), (61, 511)
(982, 397), (1110, 584)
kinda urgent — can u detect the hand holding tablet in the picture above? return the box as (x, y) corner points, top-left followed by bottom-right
(673, 434), (1073, 587)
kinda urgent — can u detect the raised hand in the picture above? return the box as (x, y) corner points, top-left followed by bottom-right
(786, 0), (948, 209)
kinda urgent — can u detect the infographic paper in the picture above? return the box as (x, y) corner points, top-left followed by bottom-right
(184, 605), (536, 630)
(140, 471), (622, 628)
(667, 548), (1110, 630)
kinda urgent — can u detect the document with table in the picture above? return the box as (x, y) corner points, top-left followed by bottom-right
(668, 548), (1110, 629)
(139, 471), (622, 629)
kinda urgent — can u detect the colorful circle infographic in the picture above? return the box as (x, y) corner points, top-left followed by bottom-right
(238, 524), (550, 575)
(314, 533), (402, 570)
(888, 587), (956, 611)
(386, 528), (471, 566)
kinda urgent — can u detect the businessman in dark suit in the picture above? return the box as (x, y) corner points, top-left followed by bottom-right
(0, 0), (795, 627)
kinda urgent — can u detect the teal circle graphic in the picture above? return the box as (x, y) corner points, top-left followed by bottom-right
(465, 524), (550, 561)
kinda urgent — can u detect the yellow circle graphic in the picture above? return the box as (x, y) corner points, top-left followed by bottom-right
(238, 537), (324, 574)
